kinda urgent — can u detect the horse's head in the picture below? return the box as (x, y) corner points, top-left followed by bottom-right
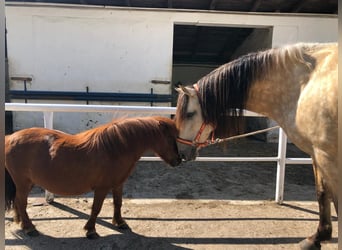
(174, 85), (214, 161)
(155, 117), (182, 167)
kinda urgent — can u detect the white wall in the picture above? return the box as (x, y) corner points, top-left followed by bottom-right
(6, 6), (173, 94)
(5, 3), (338, 133)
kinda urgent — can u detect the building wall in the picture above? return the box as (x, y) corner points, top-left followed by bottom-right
(5, 3), (338, 133)
(6, 5), (174, 94)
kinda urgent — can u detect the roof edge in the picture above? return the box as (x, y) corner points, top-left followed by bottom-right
(5, 2), (338, 18)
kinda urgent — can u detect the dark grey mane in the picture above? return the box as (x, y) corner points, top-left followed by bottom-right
(194, 44), (314, 137)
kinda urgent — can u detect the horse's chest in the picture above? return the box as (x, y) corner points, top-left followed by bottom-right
(295, 83), (337, 152)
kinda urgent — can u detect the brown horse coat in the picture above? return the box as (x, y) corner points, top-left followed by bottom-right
(5, 116), (181, 238)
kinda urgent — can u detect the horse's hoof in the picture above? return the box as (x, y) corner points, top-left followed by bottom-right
(113, 219), (130, 230)
(299, 238), (321, 250)
(117, 222), (130, 230)
(25, 228), (40, 237)
(86, 230), (100, 240)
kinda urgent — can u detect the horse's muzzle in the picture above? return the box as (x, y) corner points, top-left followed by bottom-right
(179, 146), (198, 162)
(170, 155), (182, 166)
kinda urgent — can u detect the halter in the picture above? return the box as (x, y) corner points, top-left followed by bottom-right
(176, 83), (215, 149)
(176, 122), (214, 149)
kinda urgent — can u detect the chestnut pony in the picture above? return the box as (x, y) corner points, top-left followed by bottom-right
(5, 116), (181, 239)
(174, 43), (337, 250)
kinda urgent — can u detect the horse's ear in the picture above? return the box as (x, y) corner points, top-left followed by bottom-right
(175, 85), (184, 94)
(175, 85), (194, 96)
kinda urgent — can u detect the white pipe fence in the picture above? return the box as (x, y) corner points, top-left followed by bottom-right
(5, 103), (312, 204)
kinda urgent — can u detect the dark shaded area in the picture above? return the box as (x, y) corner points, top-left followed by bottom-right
(5, 0), (337, 14)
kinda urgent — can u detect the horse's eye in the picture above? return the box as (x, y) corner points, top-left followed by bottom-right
(186, 111), (196, 119)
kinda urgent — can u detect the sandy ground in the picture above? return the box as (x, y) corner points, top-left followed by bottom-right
(5, 139), (338, 249)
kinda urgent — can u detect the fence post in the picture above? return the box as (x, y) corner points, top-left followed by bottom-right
(43, 111), (55, 203)
(43, 111), (53, 129)
(275, 127), (287, 204)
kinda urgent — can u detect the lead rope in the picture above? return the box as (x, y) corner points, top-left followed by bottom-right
(206, 125), (281, 147)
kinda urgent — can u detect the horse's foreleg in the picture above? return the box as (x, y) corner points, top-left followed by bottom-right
(112, 185), (130, 229)
(84, 188), (107, 239)
(300, 162), (332, 250)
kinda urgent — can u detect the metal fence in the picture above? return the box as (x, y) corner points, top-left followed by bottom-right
(5, 103), (312, 204)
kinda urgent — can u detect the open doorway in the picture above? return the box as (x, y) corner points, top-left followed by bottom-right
(172, 24), (273, 140)
(172, 24), (273, 91)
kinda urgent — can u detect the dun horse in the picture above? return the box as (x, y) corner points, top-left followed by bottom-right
(5, 116), (181, 239)
(174, 43), (337, 250)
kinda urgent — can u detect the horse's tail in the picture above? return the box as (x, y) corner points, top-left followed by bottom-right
(5, 168), (16, 211)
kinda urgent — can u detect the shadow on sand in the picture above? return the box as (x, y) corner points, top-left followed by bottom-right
(5, 201), (337, 250)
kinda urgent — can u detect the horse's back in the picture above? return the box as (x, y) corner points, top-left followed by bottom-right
(5, 127), (68, 174)
(6, 127), (67, 152)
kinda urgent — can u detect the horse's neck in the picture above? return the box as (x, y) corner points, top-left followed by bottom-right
(245, 70), (306, 128)
(123, 126), (156, 154)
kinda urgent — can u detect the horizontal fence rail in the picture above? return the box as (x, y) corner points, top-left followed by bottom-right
(5, 103), (312, 204)
(9, 90), (172, 103)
